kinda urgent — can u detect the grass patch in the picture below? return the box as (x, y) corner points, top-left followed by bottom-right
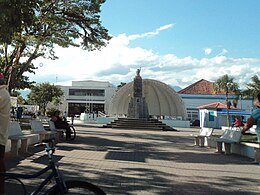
(212, 134), (257, 143)
(241, 134), (257, 143)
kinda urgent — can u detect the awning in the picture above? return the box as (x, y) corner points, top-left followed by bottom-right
(217, 110), (251, 116)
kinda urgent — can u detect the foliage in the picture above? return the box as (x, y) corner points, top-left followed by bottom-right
(17, 95), (26, 105)
(27, 82), (63, 115)
(0, 0), (36, 44)
(46, 107), (60, 117)
(117, 82), (126, 89)
(242, 73), (260, 98)
(10, 90), (21, 97)
(213, 74), (240, 96)
(0, 0), (111, 93)
(214, 74), (240, 126)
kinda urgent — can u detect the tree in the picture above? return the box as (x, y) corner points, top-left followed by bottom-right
(214, 74), (239, 127)
(0, 0), (36, 44)
(27, 83), (63, 115)
(242, 74), (260, 98)
(17, 95), (26, 105)
(0, 0), (111, 93)
(117, 82), (126, 90)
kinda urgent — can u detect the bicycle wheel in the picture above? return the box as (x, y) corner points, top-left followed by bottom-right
(47, 180), (106, 195)
(4, 177), (26, 195)
(69, 126), (76, 140)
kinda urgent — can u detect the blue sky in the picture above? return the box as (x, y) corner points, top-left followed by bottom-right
(27, 0), (260, 91)
(101, 0), (260, 58)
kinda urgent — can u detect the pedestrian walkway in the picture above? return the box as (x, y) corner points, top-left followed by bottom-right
(5, 125), (260, 194)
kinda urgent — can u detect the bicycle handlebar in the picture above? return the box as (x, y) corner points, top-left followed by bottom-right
(34, 138), (56, 156)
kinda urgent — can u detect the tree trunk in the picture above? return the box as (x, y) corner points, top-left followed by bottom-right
(7, 43), (26, 92)
(226, 91), (230, 127)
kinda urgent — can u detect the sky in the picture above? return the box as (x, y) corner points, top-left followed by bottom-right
(26, 0), (260, 91)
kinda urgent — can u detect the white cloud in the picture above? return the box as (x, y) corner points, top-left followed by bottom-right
(128, 24), (174, 40)
(218, 48), (228, 56)
(28, 26), (260, 90)
(204, 48), (212, 55)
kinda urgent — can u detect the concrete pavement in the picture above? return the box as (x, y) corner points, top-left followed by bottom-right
(5, 125), (260, 194)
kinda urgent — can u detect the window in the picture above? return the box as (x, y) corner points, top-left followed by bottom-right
(69, 89), (105, 96)
(209, 112), (214, 121)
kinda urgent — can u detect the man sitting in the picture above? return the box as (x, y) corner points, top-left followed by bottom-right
(51, 111), (71, 140)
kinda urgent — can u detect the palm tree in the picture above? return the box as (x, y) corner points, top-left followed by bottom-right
(242, 74), (260, 98)
(242, 74), (260, 110)
(214, 74), (239, 127)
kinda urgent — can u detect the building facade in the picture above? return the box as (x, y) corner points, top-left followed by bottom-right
(58, 80), (116, 116)
(56, 79), (253, 124)
(178, 79), (253, 122)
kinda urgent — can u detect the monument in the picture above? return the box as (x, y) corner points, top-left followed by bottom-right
(127, 69), (149, 119)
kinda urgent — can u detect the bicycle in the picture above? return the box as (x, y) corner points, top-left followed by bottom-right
(0, 138), (106, 195)
(48, 120), (76, 141)
(60, 125), (76, 141)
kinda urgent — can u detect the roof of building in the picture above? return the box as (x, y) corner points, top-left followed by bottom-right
(178, 79), (214, 94)
(197, 102), (237, 109)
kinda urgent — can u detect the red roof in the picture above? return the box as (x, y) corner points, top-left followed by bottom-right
(197, 102), (237, 109)
(178, 79), (214, 94)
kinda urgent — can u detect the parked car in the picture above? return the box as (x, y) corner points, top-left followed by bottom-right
(191, 119), (200, 127)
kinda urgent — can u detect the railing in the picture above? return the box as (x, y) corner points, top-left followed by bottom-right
(98, 111), (107, 117)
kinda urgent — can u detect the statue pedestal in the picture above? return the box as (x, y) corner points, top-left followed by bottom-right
(127, 97), (149, 119)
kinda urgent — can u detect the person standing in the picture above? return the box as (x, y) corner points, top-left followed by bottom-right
(0, 73), (11, 194)
(241, 93), (260, 141)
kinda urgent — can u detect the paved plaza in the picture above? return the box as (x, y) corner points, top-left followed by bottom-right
(5, 124), (260, 194)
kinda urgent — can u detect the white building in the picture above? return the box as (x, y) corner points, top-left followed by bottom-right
(57, 80), (116, 116)
(178, 79), (253, 122)
(56, 79), (253, 128)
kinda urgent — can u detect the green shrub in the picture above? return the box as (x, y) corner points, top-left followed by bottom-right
(46, 108), (60, 117)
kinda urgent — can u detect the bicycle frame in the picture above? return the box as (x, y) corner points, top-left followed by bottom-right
(0, 140), (68, 195)
(1, 160), (66, 194)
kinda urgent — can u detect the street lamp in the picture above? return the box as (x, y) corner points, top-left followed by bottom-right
(226, 82), (233, 127)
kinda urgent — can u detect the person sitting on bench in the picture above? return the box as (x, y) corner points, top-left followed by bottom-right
(232, 116), (242, 127)
(241, 93), (260, 141)
(51, 111), (71, 140)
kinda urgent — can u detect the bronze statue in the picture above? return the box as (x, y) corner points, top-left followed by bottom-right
(136, 68), (141, 76)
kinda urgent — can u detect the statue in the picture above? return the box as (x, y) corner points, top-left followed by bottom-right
(127, 67), (149, 119)
(136, 68), (141, 77)
(134, 68), (142, 97)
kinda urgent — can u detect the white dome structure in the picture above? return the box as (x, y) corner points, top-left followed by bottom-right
(108, 79), (187, 119)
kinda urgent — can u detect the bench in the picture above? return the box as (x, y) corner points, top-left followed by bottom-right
(216, 128), (242, 154)
(37, 116), (51, 128)
(8, 121), (38, 156)
(48, 121), (76, 141)
(30, 120), (57, 142)
(48, 121), (66, 141)
(239, 142), (260, 163)
(193, 127), (214, 147)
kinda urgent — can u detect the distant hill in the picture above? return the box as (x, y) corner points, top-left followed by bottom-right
(18, 89), (30, 99)
(172, 86), (182, 92)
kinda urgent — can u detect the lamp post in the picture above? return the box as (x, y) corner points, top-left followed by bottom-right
(226, 82), (233, 127)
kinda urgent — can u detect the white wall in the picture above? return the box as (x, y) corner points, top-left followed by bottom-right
(180, 94), (253, 113)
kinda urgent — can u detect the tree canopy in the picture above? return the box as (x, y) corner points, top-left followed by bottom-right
(213, 74), (239, 96)
(0, 0), (111, 94)
(214, 74), (240, 126)
(27, 82), (64, 115)
(242, 74), (260, 98)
